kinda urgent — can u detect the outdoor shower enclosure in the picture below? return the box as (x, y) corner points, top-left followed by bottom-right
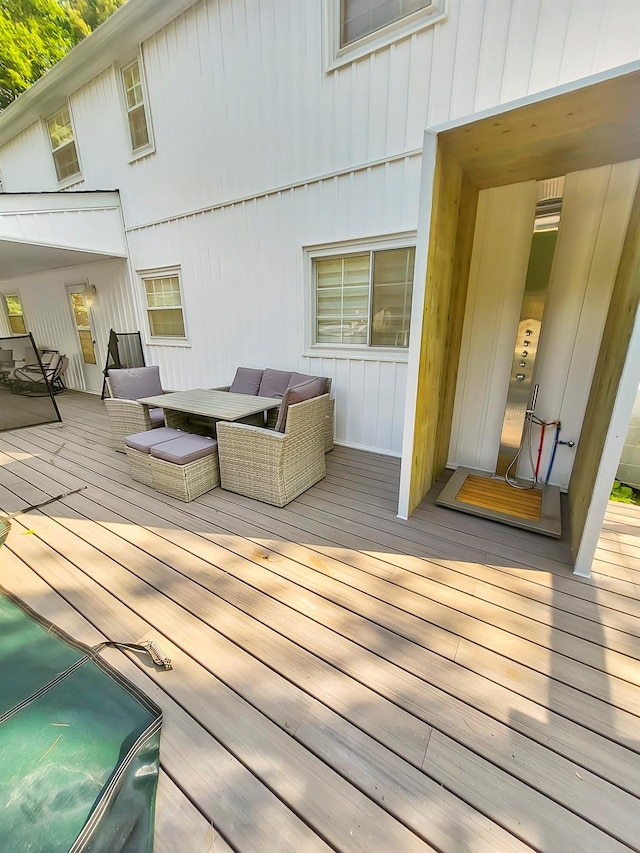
(399, 62), (640, 576)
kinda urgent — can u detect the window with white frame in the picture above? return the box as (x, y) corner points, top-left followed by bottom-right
(313, 245), (415, 348)
(46, 107), (81, 182)
(325, 0), (446, 68)
(122, 59), (151, 153)
(3, 293), (27, 334)
(141, 270), (187, 340)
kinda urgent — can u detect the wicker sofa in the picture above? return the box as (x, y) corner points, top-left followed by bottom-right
(216, 367), (334, 452)
(104, 366), (166, 452)
(216, 394), (328, 506)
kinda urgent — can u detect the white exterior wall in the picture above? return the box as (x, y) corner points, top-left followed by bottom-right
(0, 123), (57, 191)
(1, 0), (640, 451)
(0, 192), (126, 256)
(616, 387), (640, 489)
(126, 156), (418, 451)
(0, 259), (136, 392)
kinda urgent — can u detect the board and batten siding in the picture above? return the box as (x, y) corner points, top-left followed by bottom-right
(3, 1), (640, 213)
(448, 160), (640, 489)
(0, 259), (136, 393)
(126, 156), (418, 454)
(1, 1), (640, 452)
(0, 193), (126, 259)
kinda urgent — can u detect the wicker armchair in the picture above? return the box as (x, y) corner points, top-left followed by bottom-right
(214, 371), (335, 452)
(216, 394), (328, 507)
(104, 366), (166, 452)
(265, 379), (334, 452)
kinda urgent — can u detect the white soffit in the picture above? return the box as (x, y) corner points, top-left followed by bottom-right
(0, 239), (123, 278)
(0, 191), (127, 279)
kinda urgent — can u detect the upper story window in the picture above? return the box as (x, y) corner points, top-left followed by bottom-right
(3, 294), (27, 334)
(324, 0), (446, 69)
(46, 107), (81, 183)
(141, 269), (187, 344)
(122, 59), (153, 156)
(313, 244), (415, 349)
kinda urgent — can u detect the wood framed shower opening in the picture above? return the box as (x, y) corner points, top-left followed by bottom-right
(399, 61), (640, 575)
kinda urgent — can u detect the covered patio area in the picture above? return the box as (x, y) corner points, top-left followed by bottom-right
(0, 392), (638, 851)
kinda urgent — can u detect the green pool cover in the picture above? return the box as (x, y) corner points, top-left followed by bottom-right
(0, 588), (162, 852)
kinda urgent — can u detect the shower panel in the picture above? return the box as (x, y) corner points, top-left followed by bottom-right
(495, 179), (563, 479)
(436, 178), (565, 537)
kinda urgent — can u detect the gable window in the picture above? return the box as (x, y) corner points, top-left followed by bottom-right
(325, 0), (446, 69)
(3, 294), (26, 334)
(141, 270), (187, 341)
(46, 107), (81, 182)
(122, 59), (152, 154)
(313, 245), (415, 348)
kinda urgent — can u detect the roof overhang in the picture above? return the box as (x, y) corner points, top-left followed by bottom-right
(431, 59), (640, 189)
(0, 191), (127, 280)
(0, 0), (200, 148)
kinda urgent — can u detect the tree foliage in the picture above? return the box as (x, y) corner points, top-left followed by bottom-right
(0, 0), (126, 110)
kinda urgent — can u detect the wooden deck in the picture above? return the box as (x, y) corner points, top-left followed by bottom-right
(0, 391), (639, 852)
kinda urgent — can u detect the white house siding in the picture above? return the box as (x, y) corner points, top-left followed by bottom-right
(0, 259), (136, 392)
(1, 0), (640, 451)
(0, 123), (56, 191)
(126, 155), (418, 453)
(449, 160), (640, 489)
(0, 192), (126, 257)
(617, 388), (640, 489)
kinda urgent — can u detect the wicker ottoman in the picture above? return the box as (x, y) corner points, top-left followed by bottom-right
(149, 434), (220, 501)
(124, 427), (184, 486)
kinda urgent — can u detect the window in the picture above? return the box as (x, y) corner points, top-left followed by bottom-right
(342, 0), (431, 45)
(46, 107), (81, 182)
(314, 246), (415, 348)
(122, 59), (152, 154)
(325, 0), (446, 69)
(3, 294), (26, 334)
(141, 271), (187, 340)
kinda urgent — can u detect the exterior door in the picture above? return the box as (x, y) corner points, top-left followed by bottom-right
(66, 284), (102, 393)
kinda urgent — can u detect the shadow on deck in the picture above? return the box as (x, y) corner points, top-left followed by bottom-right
(0, 391), (638, 852)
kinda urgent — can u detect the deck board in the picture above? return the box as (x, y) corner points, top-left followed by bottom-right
(0, 392), (639, 852)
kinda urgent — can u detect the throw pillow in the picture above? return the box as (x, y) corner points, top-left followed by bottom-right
(275, 377), (326, 432)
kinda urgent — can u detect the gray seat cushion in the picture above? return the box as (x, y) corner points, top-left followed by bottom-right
(229, 367), (264, 395)
(275, 378), (327, 432)
(258, 368), (292, 398)
(149, 407), (165, 426)
(150, 434), (218, 465)
(124, 427), (183, 453)
(108, 366), (163, 400)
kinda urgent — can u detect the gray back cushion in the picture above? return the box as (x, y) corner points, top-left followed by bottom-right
(258, 368), (292, 398)
(229, 367), (264, 395)
(275, 378), (327, 432)
(288, 372), (329, 395)
(108, 366), (163, 400)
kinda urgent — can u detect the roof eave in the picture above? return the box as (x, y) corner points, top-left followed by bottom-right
(0, 0), (200, 148)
